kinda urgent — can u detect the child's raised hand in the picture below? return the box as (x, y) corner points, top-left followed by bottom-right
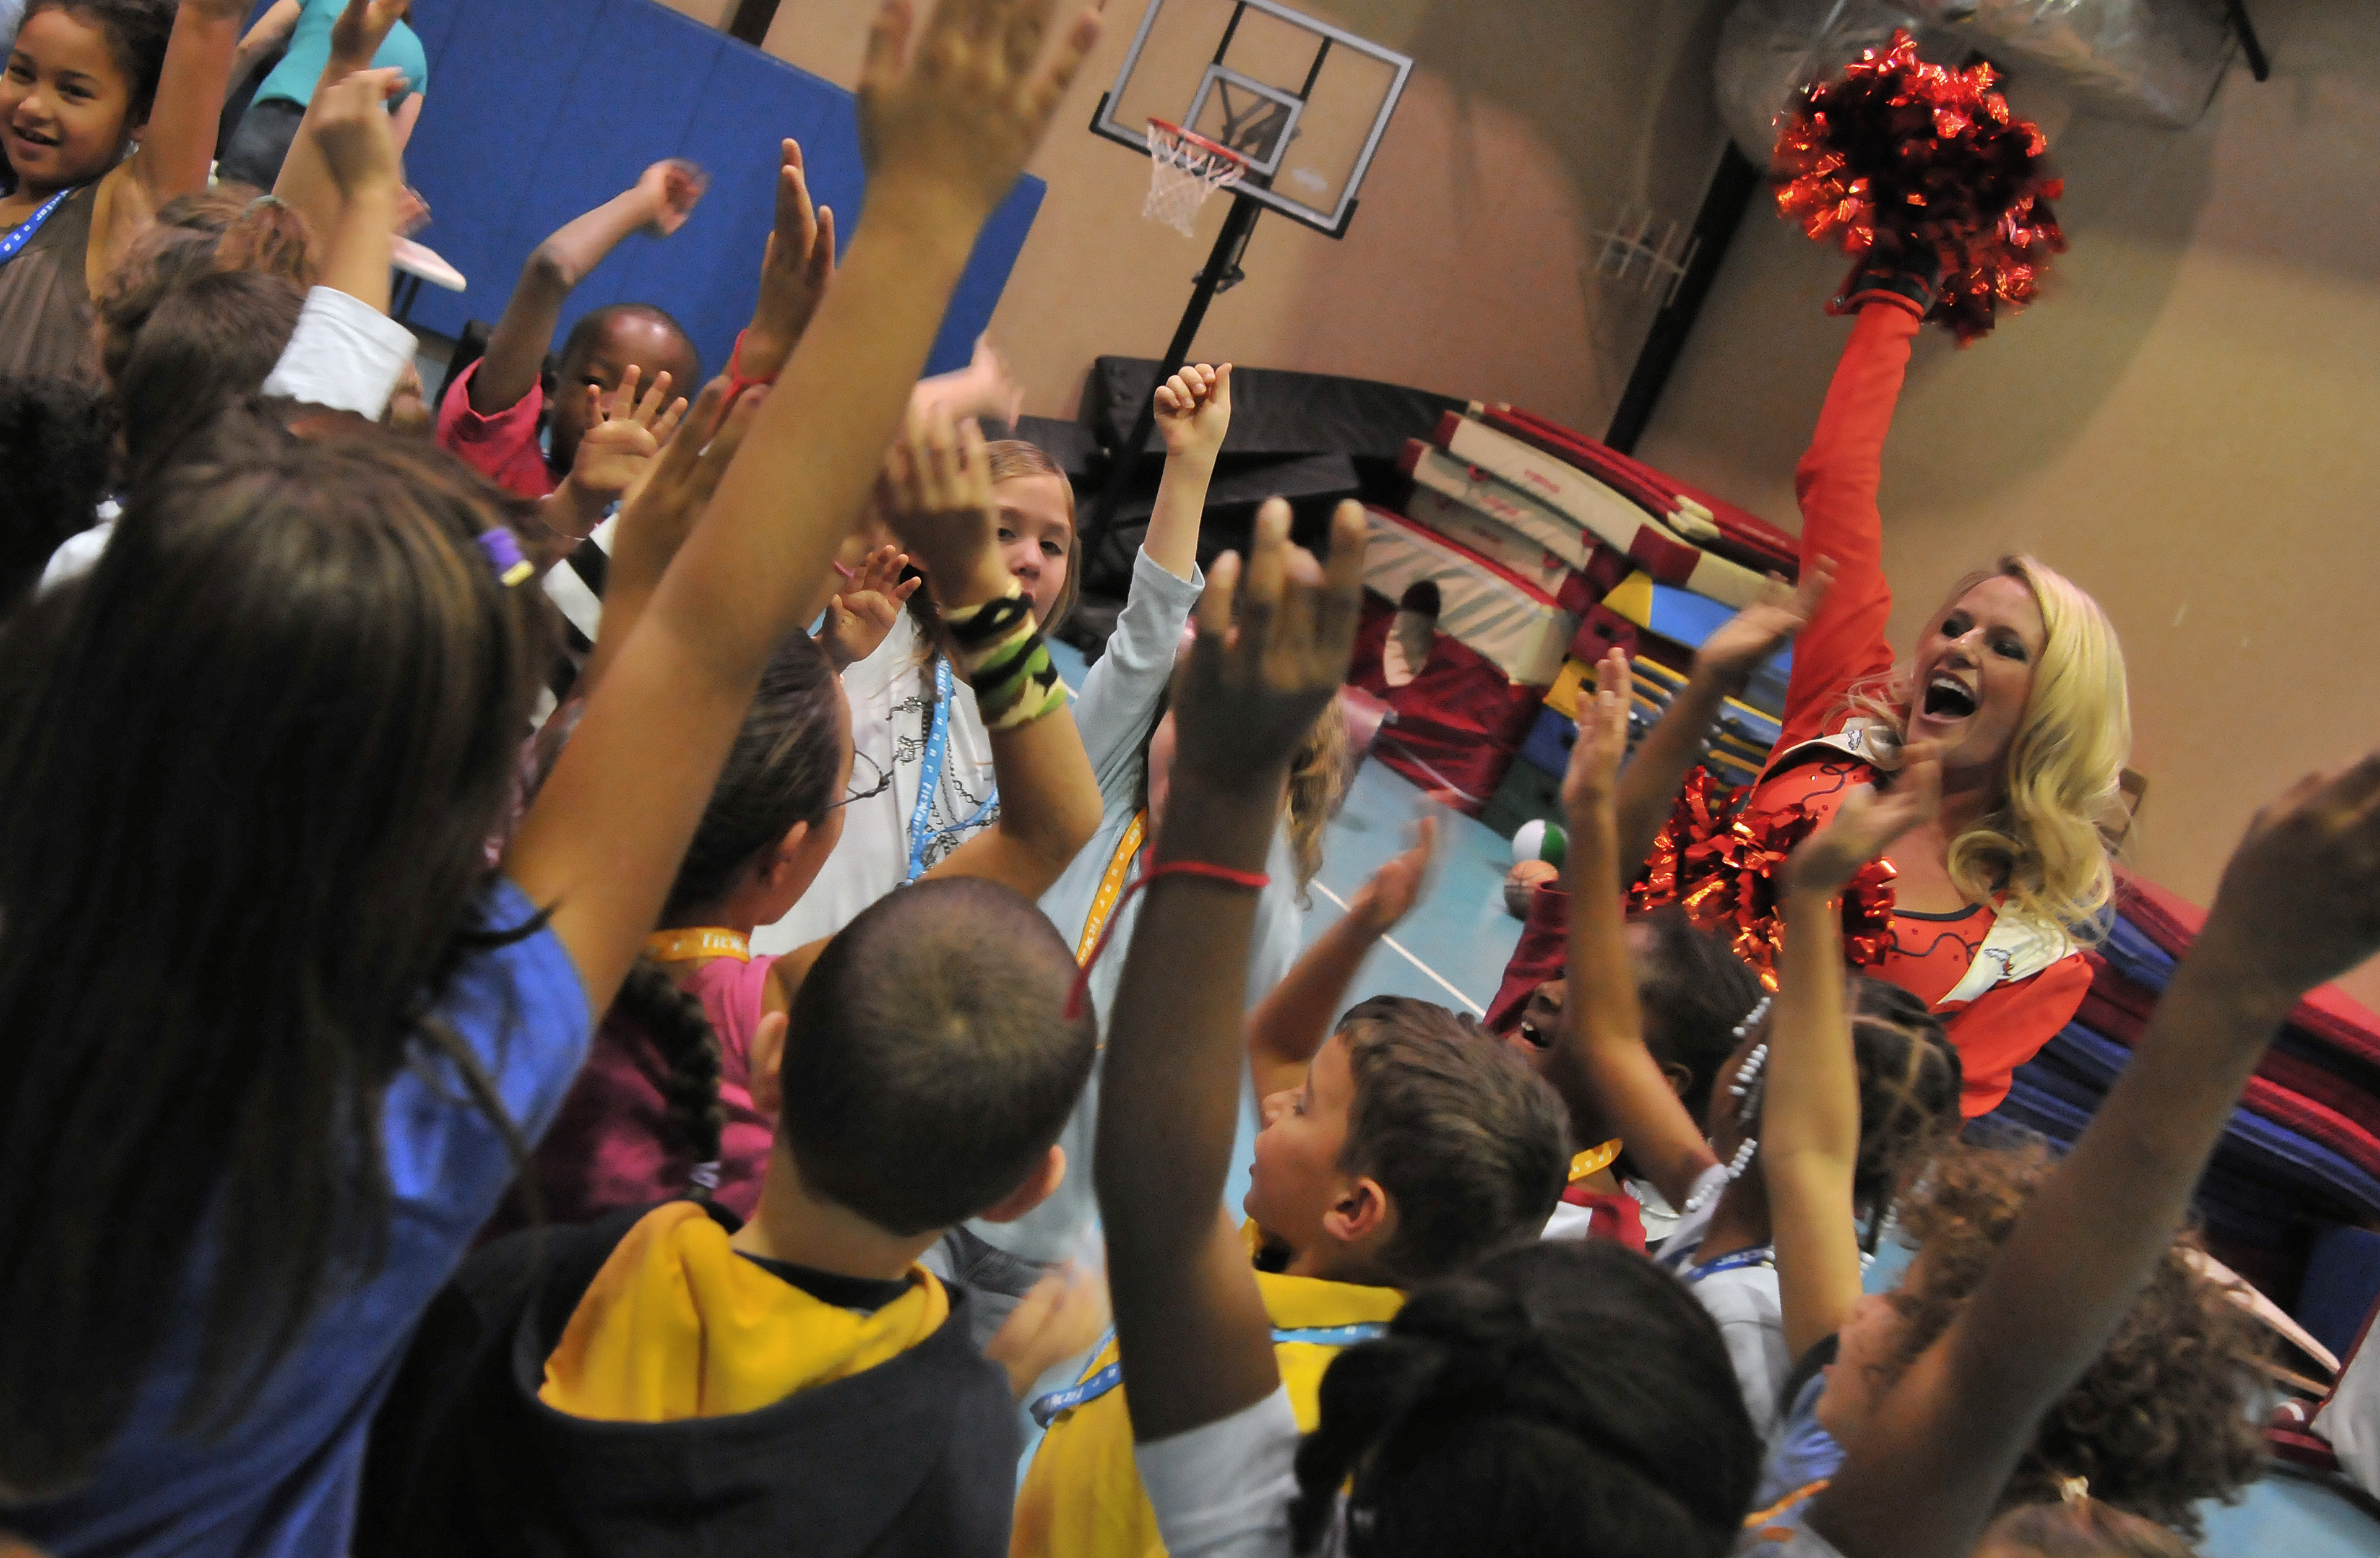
(608, 378), (762, 576)
(822, 544), (921, 669)
(1348, 813), (1440, 935)
(857, 0), (1103, 226)
(742, 139), (837, 373)
(2197, 749), (2380, 1006)
(328, 0), (409, 74)
(1171, 498), (1368, 798)
(1560, 647), (1632, 820)
(634, 158), (709, 238)
(1155, 363), (1231, 463)
(875, 408), (1009, 608)
(1791, 744), (1941, 896)
(567, 366), (689, 510)
(1697, 558), (1832, 693)
(311, 67), (406, 196)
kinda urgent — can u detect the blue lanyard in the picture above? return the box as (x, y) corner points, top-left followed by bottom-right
(0, 189), (70, 266)
(1683, 1244), (1775, 1286)
(1030, 1323), (1389, 1427)
(904, 657), (999, 881)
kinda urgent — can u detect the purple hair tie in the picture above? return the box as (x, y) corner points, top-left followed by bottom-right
(478, 527), (532, 587)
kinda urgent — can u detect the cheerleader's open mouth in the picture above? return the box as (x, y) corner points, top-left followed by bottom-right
(1920, 672), (1977, 722)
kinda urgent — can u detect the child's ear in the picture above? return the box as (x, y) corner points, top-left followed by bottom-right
(761, 820), (814, 886)
(1322, 1175), (1390, 1248)
(749, 1011), (788, 1115)
(1659, 1060), (1695, 1101)
(975, 1145), (1066, 1223)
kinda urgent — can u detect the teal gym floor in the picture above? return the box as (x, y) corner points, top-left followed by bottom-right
(1041, 645), (2379, 1549)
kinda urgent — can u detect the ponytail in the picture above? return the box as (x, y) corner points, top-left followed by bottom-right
(612, 958), (725, 1197)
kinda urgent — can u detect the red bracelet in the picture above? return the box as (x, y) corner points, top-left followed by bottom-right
(724, 327), (777, 407)
(1065, 858), (1271, 1019)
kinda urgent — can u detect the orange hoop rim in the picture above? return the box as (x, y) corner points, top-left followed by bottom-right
(1146, 118), (1249, 172)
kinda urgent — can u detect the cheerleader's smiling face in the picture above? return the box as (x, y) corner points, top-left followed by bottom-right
(1907, 576), (2045, 779)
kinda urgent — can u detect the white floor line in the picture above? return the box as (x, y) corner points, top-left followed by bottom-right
(1310, 881), (1488, 1017)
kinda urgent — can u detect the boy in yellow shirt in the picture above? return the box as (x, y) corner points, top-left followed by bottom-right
(1013, 503), (1573, 1558)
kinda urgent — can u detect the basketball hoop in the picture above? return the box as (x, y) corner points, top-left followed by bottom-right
(1143, 119), (1248, 236)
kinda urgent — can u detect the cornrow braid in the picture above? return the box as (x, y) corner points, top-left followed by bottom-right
(611, 958), (725, 1197)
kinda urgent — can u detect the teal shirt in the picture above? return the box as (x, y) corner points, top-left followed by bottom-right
(253, 0), (428, 109)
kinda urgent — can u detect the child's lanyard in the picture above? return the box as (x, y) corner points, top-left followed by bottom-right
(1073, 810), (1148, 965)
(1029, 1323), (1389, 1427)
(904, 656), (998, 882)
(0, 189), (71, 267)
(1684, 1244), (1775, 1286)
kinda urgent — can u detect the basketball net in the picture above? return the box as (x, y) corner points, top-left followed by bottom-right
(1144, 119), (1247, 236)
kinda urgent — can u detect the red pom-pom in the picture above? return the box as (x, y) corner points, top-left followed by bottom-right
(1774, 30), (2065, 342)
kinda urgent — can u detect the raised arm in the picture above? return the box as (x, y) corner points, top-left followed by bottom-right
(1100, 498), (1371, 1442)
(1246, 816), (1436, 1100)
(1616, 563), (1830, 870)
(1539, 648), (1720, 1210)
(303, 67), (407, 314)
(724, 140), (839, 386)
(1778, 299), (1920, 751)
(231, 0), (303, 84)
(505, 0), (1102, 1019)
(1145, 363), (1227, 582)
(270, 0), (410, 280)
(472, 159), (706, 416)
(1810, 750), (2380, 1558)
(898, 413), (1102, 898)
(1765, 755), (1938, 1362)
(127, 0), (245, 204)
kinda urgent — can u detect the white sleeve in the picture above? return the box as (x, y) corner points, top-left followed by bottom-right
(1067, 547), (1202, 793)
(259, 287), (419, 418)
(1132, 1386), (1305, 1558)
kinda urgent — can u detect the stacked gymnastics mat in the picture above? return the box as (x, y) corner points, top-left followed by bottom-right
(1996, 870), (2380, 1341)
(1350, 403), (1801, 816)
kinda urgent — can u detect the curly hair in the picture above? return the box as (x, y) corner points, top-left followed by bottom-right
(1880, 1145), (2268, 1536)
(1841, 555), (2129, 945)
(1285, 691), (1350, 898)
(1841, 977), (1964, 1230)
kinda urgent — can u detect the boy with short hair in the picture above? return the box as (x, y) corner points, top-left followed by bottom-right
(1012, 508), (1572, 1554)
(361, 878), (1099, 1556)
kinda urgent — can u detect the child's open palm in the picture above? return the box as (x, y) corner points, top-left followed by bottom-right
(1155, 363), (1231, 462)
(1698, 558), (1832, 693)
(823, 544), (922, 668)
(1561, 647), (1632, 819)
(858, 0), (1103, 225)
(636, 158), (709, 238)
(1348, 813), (1439, 934)
(743, 139), (837, 374)
(569, 366), (689, 511)
(1172, 498), (1368, 795)
(2201, 748), (2380, 1003)
(876, 408), (1006, 607)
(1791, 745), (1941, 896)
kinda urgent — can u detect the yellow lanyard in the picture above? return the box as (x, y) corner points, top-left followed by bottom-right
(645, 927), (751, 964)
(1569, 1138), (1623, 1182)
(1074, 811), (1148, 967)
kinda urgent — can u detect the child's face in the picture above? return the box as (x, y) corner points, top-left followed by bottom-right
(550, 315), (699, 470)
(994, 472), (1072, 627)
(1247, 1029), (1360, 1258)
(3, 9), (142, 194)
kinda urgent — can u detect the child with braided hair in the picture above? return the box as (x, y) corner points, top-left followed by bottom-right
(1545, 649), (1964, 1434)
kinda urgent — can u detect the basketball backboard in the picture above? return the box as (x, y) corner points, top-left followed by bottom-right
(1091, 0), (1413, 238)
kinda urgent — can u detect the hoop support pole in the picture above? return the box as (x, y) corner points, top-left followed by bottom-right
(1082, 191), (1265, 561)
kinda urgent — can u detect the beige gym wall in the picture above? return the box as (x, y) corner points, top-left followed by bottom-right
(678, 0), (2380, 1006)
(738, 0), (1737, 430)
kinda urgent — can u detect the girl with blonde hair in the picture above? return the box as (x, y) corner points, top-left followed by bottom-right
(1611, 273), (2131, 1117)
